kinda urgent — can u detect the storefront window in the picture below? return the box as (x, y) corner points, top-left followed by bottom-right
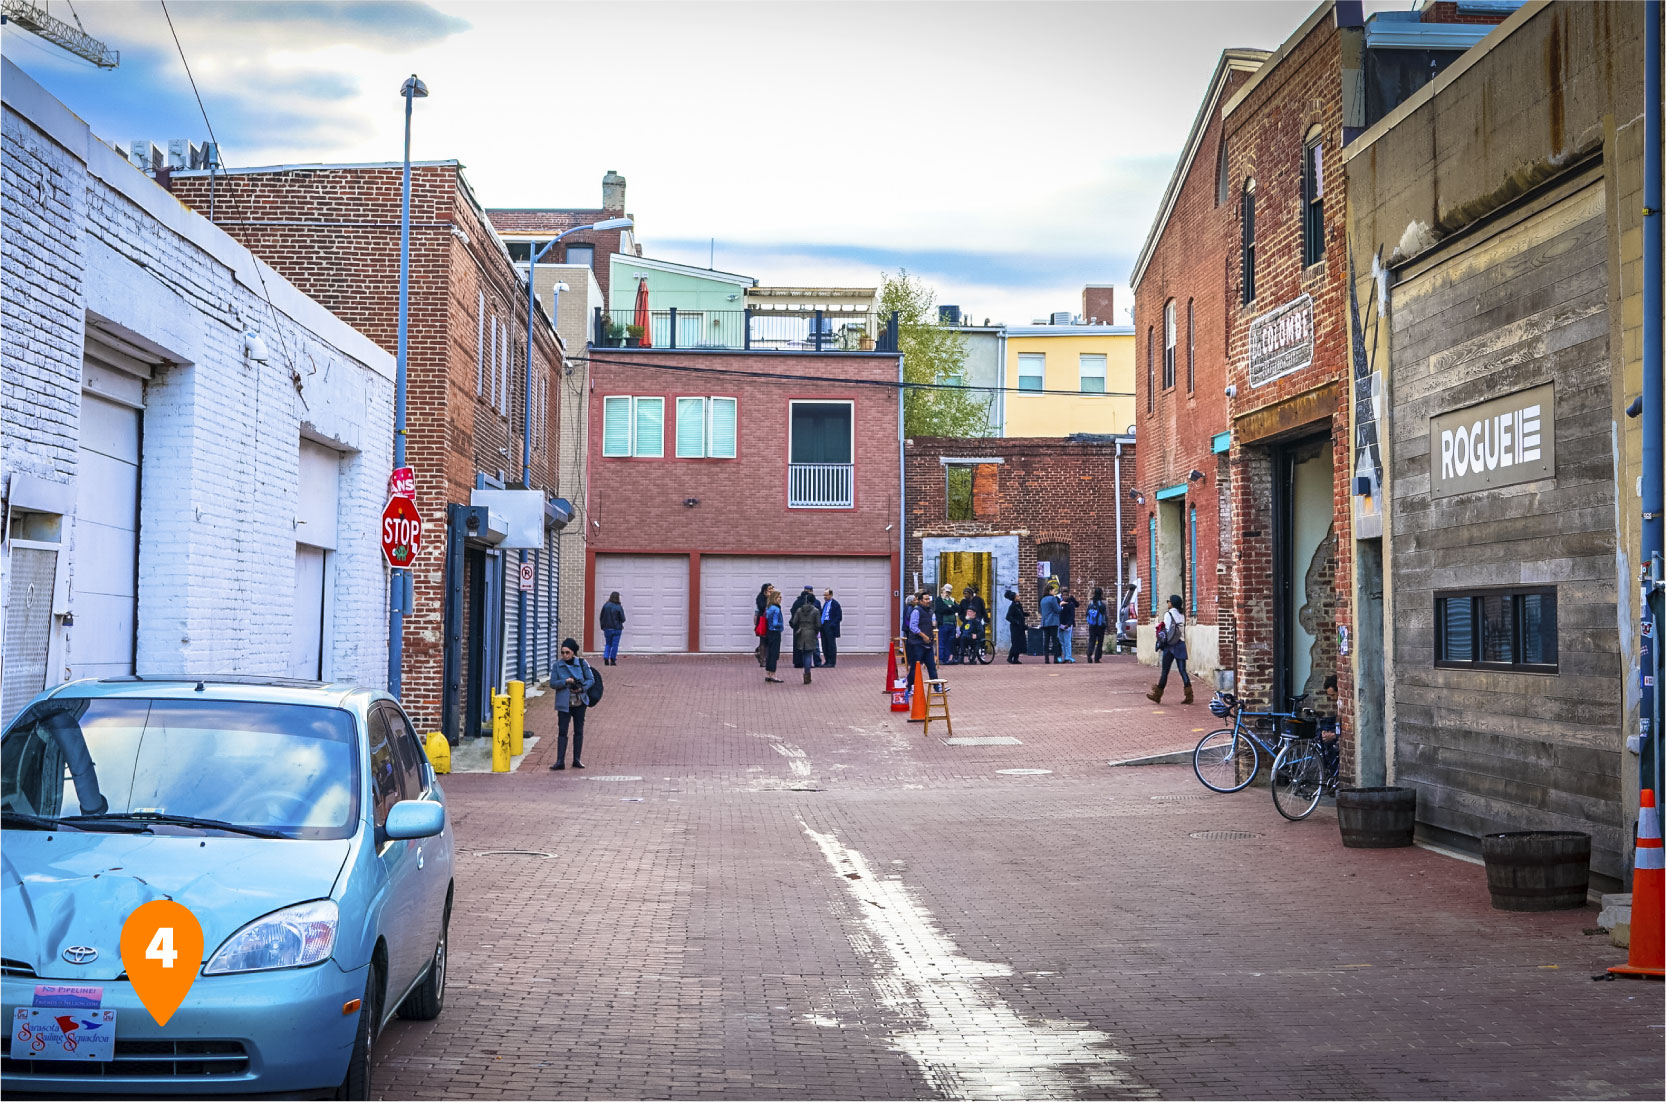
(1435, 589), (1557, 672)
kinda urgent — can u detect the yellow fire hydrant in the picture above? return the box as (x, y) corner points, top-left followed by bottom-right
(507, 680), (525, 757)
(424, 732), (451, 774)
(490, 690), (511, 773)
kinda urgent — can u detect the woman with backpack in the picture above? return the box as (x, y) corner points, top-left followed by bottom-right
(1147, 594), (1194, 704)
(1004, 589), (1028, 665)
(1085, 587), (1109, 662)
(549, 638), (599, 770)
(789, 587), (822, 684)
(762, 588), (786, 683)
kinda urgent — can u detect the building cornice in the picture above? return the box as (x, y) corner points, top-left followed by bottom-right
(1220, 0), (1336, 121)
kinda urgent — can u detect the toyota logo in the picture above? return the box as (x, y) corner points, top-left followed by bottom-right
(62, 946), (98, 965)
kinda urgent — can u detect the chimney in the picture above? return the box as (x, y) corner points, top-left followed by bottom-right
(1083, 284), (1116, 325)
(602, 170), (626, 213)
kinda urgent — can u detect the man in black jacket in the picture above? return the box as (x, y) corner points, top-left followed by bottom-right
(819, 588), (843, 668)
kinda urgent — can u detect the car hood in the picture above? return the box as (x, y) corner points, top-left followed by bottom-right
(2, 831), (353, 981)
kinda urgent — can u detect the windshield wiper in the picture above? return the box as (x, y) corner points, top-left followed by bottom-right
(64, 813), (297, 840)
(1, 812), (73, 830)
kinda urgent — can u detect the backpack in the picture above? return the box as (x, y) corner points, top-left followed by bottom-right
(582, 661), (604, 707)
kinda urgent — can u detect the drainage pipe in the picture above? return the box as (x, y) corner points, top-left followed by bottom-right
(1641, 0), (1664, 811)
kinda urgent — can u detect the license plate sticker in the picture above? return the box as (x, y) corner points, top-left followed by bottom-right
(10, 1007), (117, 1062)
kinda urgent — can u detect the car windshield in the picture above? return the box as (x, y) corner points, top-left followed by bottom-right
(1, 698), (359, 839)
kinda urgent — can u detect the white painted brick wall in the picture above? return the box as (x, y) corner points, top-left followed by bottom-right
(2, 62), (397, 698)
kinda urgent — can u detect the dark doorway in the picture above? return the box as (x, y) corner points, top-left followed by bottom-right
(1272, 435), (1336, 710)
(1037, 541), (1070, 607)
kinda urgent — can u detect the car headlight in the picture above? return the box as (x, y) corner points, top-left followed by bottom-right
(203, 900), (338, 975)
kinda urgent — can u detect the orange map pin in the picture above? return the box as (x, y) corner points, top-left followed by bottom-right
(119, 900), (204, 1026)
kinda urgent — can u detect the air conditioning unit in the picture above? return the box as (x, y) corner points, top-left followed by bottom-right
(129, 140), (162, 174)
(1050, 311), (1072, 325)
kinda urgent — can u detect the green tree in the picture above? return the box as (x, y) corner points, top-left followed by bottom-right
(879, 270), (991, 438)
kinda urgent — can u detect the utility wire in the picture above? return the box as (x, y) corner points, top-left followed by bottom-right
(584, 353), (1136, 398)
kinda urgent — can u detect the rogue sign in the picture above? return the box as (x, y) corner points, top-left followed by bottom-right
(1429, 382), (1555, 498)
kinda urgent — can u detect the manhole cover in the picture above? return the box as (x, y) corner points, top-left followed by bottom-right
(585, 775), (642, 781)
(998, 768), (1053, 775)
(1189, 830), (1261, 841)
(472, 850), (558, 858)
(944, 736), (1022, 746)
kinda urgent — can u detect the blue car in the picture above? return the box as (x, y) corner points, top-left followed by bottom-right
(1, 677), (454, 1098)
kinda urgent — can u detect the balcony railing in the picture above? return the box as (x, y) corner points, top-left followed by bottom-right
(593, 307), (899, 353)
(788, 463), (853, 508)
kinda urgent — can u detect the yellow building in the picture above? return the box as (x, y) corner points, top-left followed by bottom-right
(1000, 324), (1136, 437)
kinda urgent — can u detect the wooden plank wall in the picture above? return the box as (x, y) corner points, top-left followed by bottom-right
(1387, 180), (1625, 877)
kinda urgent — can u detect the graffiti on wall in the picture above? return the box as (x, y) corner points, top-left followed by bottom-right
(1350, 247), (1386, 539)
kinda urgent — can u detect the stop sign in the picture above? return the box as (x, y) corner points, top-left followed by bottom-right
(381, 496), (422, 567)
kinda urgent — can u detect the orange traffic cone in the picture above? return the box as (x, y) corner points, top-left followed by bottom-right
(1609, 789), (1664, 979)
(885, 642), (899, 693)
(909, 662), (927, 722)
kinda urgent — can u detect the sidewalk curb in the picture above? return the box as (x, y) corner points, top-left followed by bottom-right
(1108, 749), (1194, 767)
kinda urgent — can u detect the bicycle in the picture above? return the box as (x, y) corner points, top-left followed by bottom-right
(1192, 691), (1311, 793)
(1270, 726), (1341, 821)
(956, 623), (993, 665)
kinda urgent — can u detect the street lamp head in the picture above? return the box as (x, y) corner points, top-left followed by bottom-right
(401, 75), (428, 99)
(555, 281), (570, 292)
(591, 217), (633, 231)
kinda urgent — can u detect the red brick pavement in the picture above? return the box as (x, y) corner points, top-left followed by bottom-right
(373, 654), (1664, 1099)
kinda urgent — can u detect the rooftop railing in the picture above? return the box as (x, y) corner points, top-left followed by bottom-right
(592, 307), (899, 353)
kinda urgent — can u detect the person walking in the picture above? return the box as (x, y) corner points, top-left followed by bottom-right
(598, 591), (626, 666)
(819, 588), (843, 668)
(1085, 587), (1109, 662)
(790, 586), (822, 684)
(1038, 583), (1063, 663)
(548, 638), (596, 770)
(755, 582), (773, 668)
(1147, 593), (1194, 704)
(905, 590), (940, 697)
(1058, 591), (1079, 663)
(935, 584), (959, 665)
(1004, 589), (1028, 664)
(762, 588), (786, 683)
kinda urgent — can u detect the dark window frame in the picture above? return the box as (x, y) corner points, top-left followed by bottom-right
(1433, 587), (1558, 674)
(1146, 328), (1155, 413)
(1301, 137), (1325, 267)
(1162, 301), (1176, 390)
(1186, 299), (1195, 393)
(1215, 140), (1229, 207)
(1240, 183), (1256, 305)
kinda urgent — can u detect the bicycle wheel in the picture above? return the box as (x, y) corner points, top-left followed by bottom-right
(1271, 740), (1324, 820)
(1193, 729), (1257, 793)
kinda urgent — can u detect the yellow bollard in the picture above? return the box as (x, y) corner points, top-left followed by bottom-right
(507, 680), (525, 757)
(491, 690), (511, 773)
(424, 732), (451, 774)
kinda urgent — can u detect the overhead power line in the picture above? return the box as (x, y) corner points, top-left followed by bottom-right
(2, 0), (119, 67)
(584, 353), (1136, 399)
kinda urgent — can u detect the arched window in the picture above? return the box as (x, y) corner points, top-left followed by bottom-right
(1215, 139), (1229, 207)
(1162, 301), (1177, 390)
(1302, 127), (1325, 266)
(1240, 179), (1257, 305)
(1186, 299), (1195, 393)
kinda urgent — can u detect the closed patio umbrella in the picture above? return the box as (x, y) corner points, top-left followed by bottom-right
(634, 277), (651, 347)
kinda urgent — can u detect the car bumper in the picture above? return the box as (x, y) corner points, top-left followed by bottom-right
(2, 960), (364, 1095)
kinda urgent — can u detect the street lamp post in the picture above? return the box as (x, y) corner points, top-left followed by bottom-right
(519, 217), (632, 682)
(388, 73), (428, 698)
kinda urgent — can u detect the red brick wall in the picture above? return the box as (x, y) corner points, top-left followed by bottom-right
(1133, 65), (1256, 650)
(1082, 286), (1118, 325)
(584, 349), (903, 647)
(485, 208), (631, 295)
(904, 436), (1139, 609)
(1220, 13), (1355, 773)
(170, 164), (564, 732)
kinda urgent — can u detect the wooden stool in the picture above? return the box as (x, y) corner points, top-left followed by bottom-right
(923, 679), (952, 736)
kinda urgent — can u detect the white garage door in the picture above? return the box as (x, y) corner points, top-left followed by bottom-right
(700, 556), (893, 652)
(594, 554), (689, 653)
(69, 392), (140, 679)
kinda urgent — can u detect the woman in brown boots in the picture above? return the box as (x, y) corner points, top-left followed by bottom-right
(1147, 593), (1194, 704)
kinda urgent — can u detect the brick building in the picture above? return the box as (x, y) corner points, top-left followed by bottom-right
(169, 160), (565, 741)
(1, 60), (393, 721)
(584, 347), (904, 655)
(1129, 48), (1270, 680)
(904, 435), (1139, 656)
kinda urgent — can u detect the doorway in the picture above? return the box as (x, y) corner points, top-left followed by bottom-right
(1273, 436), (1336, 709)
(1036, 541), (1069, 606)
(937, 551), (994, 620)
(1156, 499), (1185, 613)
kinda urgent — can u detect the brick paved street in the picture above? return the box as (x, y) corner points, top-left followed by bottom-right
(375, 655), (1664, 1100)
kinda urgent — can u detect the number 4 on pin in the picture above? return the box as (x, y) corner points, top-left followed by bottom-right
(145, 927), (178, 969)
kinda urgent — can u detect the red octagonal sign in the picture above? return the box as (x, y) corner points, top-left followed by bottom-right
(381, 496), (422, 567)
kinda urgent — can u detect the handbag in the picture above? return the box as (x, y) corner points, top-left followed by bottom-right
(755, 613), (768, 637)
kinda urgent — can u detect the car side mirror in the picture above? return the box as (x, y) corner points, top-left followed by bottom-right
(384, 799), (445, 841)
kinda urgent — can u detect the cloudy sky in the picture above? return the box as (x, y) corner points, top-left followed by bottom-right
(5, 0), (1378, 325)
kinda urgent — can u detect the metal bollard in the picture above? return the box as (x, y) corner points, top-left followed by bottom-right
(424, 731), (451, 774)
(508, 680), (525, 757)
(491, 690), (511, 773)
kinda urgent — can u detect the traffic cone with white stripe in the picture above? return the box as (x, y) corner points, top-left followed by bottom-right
(1608, 789), (1664, 979)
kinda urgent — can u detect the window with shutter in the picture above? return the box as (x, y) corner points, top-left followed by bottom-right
(634, 397), (664, 458)
(602, 396), (632, 457)
(489, 316), (499, 407)
(708, 397), (737, 458)
(676, 397), (707, 458)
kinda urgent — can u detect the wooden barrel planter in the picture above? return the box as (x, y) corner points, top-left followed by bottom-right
(1336, 787), (1416, 848)
(1480, 831), (1591, 912)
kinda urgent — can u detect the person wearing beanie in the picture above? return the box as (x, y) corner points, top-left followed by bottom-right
(1003, 588), (1028, 665)
(1147, 593), (1194, 705)
(549, 638), (596, 770)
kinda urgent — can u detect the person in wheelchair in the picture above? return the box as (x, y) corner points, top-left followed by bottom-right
(958, 585), (988, 660)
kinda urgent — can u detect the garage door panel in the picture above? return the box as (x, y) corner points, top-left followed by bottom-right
(79, 394), (140, 463)
(700, 556), (892, 652)
(73, 521), (138, 595)
(75, 453), (138, 531)
(71, 591), (136, 674)
(595, 555), (688, 653)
